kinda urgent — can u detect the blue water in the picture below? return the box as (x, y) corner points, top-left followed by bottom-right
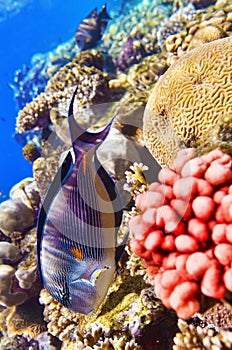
(0, 0), (112, 200)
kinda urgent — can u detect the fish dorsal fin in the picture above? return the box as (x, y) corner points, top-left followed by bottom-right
(87, 8), (98, 19)
(99, 4), (111, 20)
(68, 86), (115, 149)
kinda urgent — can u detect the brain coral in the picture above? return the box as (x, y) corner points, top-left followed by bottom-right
(143, 36), (232, 166)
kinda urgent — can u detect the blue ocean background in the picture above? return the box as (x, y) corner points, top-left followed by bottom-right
(0, 0), (121, 201)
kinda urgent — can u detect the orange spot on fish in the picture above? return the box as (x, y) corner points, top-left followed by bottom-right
(70, 247), (84, 261)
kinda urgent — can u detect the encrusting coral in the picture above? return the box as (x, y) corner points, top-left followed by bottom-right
(0, 178), (40, 237)
(143, 36), (232, 166)
(128, 148), (232, 319)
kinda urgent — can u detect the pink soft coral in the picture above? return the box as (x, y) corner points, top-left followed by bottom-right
(129, 148), (232, 319)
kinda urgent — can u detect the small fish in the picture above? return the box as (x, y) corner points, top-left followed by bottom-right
(75, 4), (111, 51)
(37, 86), (127, 315)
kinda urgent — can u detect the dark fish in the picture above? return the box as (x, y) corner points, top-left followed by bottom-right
(75, 4), (111, 51)
(37, 86), (127, 315)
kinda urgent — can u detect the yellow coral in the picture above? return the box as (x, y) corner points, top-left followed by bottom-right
(143, 36), (232, 166)
(127, 53), (168, 90)
(173, 319), (232, 350)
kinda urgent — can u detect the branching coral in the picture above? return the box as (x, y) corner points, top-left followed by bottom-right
(128, 148), (232, 319)
(173, 319), (232, 349)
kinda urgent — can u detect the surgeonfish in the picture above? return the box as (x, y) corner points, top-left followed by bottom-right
(75, 4), (111, 51)
(37, 86), (127, 315)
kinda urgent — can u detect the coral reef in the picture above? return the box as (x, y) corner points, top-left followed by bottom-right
(164, 1), (232, 65)
(128, 148), (232, 319)
(101, 0), (175, 64)
(0, 228), (39, 308)
(33, 142), (65, 199)
(0, 264), (28, 308)
(127, 53), (168, 90)
(0, 178), (39, 238)
(143, 36), (232, 166)
(202, 302), (232, 328)
(173, 318), (232, 349)
(191, 0), (217, 9)
(9, 177), (40, 213)
(0, 177), (41, 312)
(22, 143), (41, 163)
(16, 63), (110, 135)
(5, 0), (232, 348)
(157, 3), (197, 50)
(12, 39), (78, 109)
(45, 58), (108, 97)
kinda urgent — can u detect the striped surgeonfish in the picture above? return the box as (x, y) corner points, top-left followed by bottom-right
(37, 86), (127, 315)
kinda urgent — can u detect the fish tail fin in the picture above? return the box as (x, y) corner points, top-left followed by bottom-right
(68, 85), (114, 147)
